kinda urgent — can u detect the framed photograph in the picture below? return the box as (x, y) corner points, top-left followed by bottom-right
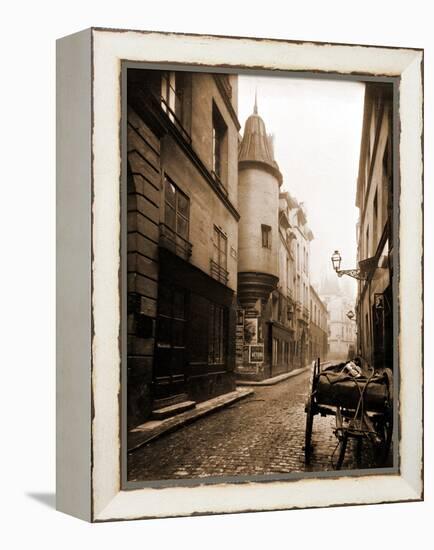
(56, 28), (423, 522)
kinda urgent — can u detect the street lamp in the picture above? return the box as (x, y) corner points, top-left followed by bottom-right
(331, 250), (341, 272)
(346, 309), (358, 337)
(331, 250), (366, 281)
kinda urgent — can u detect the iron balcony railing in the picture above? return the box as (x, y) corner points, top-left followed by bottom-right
(159, 223), (193, 261)
(210, 259), (229, 285)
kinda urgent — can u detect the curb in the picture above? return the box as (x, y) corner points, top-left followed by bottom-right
(128, 388), (254, 453)
(236, 363), (313, 386)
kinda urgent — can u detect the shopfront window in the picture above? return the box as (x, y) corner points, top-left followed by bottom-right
(208, 303), (226, 364)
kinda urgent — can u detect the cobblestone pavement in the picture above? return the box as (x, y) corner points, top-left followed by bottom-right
(128, 367), (386, 481)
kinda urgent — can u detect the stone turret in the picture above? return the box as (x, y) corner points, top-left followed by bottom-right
(237, 96), (282, 310)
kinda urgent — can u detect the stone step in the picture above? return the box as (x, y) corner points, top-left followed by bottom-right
(152, 393), (189, 410)
(151, 400), (196, 420)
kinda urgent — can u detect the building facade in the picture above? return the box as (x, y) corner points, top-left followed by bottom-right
(309, 284), (329, 362)
(235, 99), (282, 380)
(291, 202), (314, 369)
(320, 276), (356, 361)
(355, 83), (393, 370)
(235, 102), (325, 380)
(126, 69), (241, 428)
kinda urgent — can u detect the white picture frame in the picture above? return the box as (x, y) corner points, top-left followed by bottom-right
(56, 27), (423, 522)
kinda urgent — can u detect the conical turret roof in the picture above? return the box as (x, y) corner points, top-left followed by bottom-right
(239, 95), (282, 184)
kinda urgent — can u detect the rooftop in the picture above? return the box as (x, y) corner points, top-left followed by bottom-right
(239, 94), (282, 184)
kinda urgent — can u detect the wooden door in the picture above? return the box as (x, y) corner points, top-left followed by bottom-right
(153, 283), (188, 401)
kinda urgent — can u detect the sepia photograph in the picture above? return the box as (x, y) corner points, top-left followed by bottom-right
(2, 0), (428, 539)
(124, 66), (395, 484)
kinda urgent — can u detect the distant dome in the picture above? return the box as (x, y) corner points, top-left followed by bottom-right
(320, 274), (341, 297)
(239, 96), (282, 184)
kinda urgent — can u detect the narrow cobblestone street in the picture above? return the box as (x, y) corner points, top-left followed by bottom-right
(128, 368), (379, 481)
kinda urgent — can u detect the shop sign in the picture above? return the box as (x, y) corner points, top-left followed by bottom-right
(235, 325), (244, 366)
(249, 344), (264, 364)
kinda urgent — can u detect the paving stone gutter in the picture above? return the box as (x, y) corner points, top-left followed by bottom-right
(235, 362), (316, 387)
(128, 388), (254, 453)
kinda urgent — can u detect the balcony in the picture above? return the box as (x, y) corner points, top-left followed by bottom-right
(210, 259), (229, 285)
(303, 306), (310, 321)
(159, 223), (192, 261)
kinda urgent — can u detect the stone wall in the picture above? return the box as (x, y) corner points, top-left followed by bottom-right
(126, 106), (161, 429)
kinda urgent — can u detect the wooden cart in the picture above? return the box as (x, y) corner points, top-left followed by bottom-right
(304, 358), (393, 469)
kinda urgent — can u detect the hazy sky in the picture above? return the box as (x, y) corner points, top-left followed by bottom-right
(238, 75), (365, 298)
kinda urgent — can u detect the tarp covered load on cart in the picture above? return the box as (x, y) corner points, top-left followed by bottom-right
(316, 362), (393, 413)
(304, 358), (393, 469)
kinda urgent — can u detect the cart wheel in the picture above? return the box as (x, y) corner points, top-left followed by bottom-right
(355, 436), (363, 469)
(304, 399), (314, 464)
(336, 433), (348, 470)
(304, 360), (319, 464)
(375, 410), (393, 466)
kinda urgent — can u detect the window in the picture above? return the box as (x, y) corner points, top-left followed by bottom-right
(284, 342), (289, 365)
(155, 285), (188, 381)
(286, 297), (293, 321)
(278, 293), (284, 323)
(189, 294), (209, 364)
(211, 226), (228, 284)
(161, 72), (185, 123)
(213, 226), (227, 270)
(212, 103), (227, 183)
(271, 293), (278, 321)
(164, 178), (190, 240)
(272, 338), (279, 366)
(208, 303), (226, 364)
(373, 190), (378, 244)
(286, 258), (290, 292)
(161, 72), (176, 121)
(261, 224), (272, 249)
(365, 312), (370, 350)
(189, 295), (227, 366)
(162, 177), (191, 259)
(365, 225), (370, 258)
(161, 72), (191, 138)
